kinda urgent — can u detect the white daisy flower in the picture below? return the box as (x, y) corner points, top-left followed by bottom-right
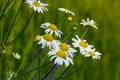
(38, 34), (55, 49)
(48, 48), (73, 67)
(80, 18), (97, 29)
(26, 0), (49, 13)
(40, 22), (63, 38)
(12, 52), (21, 59)
(72, 35), (93, 55)
(58, 8), (75, 16)
(82, 48), (102, 59)
(52, 40), (76, 58)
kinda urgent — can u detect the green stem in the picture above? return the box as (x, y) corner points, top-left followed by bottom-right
(6, 11), (34, 45)
(62, 32), (72, 42)
(81, 27), (89, 39)
(56, 66), (70, 80)
(0, 0), (9, 19)
(61, 58), (90, 79)
(13, 61), (52, 80)
(63, 21), (70, 33)
(42, 64), (56, 80)
(0, 0), (2, 12)
(59, 14), (68, 30)
(12, 11), (34, 75)
(3, 0), (16, 15)
(0, 19), (3, 41)
(38, 49), (41, 80)
(24, 46), (41, 70)
(5, 0), (23, 45)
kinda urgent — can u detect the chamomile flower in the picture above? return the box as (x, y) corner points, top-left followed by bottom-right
(48, 48), (73, 67)
(72, 35), (93, 54)
(80, 18), (97, 29)
(26, 0), (49, 13)
(38, 34), (55, 49)
(40, 22), (63, 38)
(12, 52), (21, 59)
(52, 41), (76, 58)
(82, 48), (102, 59)
(58, 8), (75, 16)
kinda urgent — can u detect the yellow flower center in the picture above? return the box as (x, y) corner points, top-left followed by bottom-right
(88, 51), (95, 56)
(56, 50), (66, 58)
(35, 34), (41, 41)
(49, 24), (57, 31)
(32, 1), (41, 7)
(79, 41), (87, 48)
(59, 43), (68, 51)
(43, 34), (53, 42)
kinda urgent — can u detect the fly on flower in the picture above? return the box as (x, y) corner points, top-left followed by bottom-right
(26, 0), (49, 13)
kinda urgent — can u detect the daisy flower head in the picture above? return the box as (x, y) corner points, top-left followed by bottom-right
(48, 48), (73, 67)
(40, 22), (63, 38)
(82, 48), (102, 59)
(80, 18), (97, 29)
(72, 35), (93, 54)
(58, 8), (75, 16)
(26, 0), (49, 13)
(38, 33), (55, 49)
(52, 41), (76, 58)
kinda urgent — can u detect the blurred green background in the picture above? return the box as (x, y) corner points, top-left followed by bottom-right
(0, 0), (120, 80)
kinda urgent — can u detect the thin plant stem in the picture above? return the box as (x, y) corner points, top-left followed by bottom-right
(59, 14), (68, 30)
(0, 0), (9, 19)
(40, 48), (49, 66)
(5, 0), (23, 45)
(0, 0), (2, 12)
(55, 66), (70, 80)
(14, 11), (34, 74)
(0, 19), (3, 41)
(3, 0), (16, 15)
(81, 27), (89, 39)
(61, 58), (90, 79)
(63, 21), (70, 33)
(6, 11), (34, 45)
(62, 32), (72, 42)
(23, 46), (41, 70)
(42, 64), (56, 80)
(38, 49), (41, 80)
(12, 61), (52, 80)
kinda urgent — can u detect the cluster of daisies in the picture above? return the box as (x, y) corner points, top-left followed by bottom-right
(26, 0), (102, 67)
(34, 22), (101, 67)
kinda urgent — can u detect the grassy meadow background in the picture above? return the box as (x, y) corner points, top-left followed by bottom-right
(0, 0), (120, 80)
